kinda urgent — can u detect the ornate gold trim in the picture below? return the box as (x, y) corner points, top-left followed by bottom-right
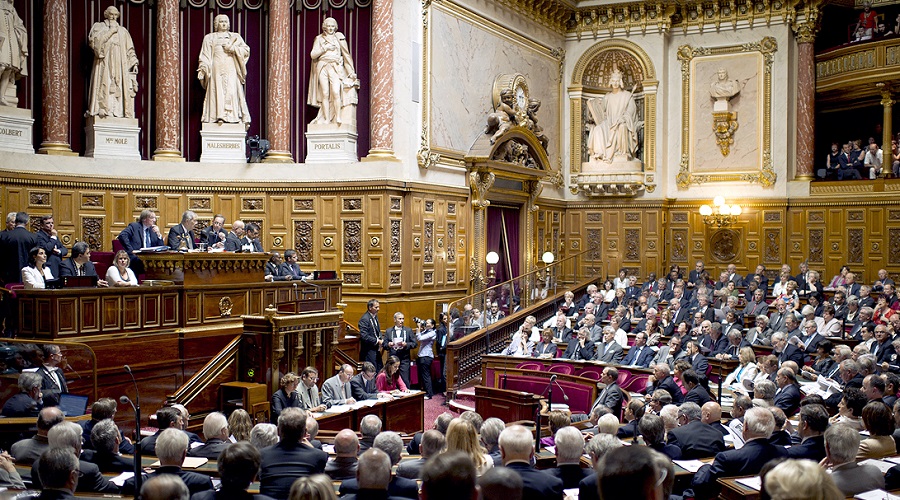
(676, 37), (777, 188)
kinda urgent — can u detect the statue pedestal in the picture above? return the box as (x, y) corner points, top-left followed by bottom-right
(0, 106), (34, 154)
(575, 158), (646, 197)
(713, 99), (731, 112)
(200, 122), (247, 163)
(85, 116), (141, 160)
(305, 124), (358, 163)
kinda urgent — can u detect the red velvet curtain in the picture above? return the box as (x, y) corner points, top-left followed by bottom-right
(486, 206), (520, 285)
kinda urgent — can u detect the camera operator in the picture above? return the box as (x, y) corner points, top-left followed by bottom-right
(415, 318), (437, 400)
(383, 312), (417, 389)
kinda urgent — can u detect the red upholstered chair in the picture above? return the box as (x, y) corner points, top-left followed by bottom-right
(548, 364), (574, 375)
(112, 239), (124, 254)
(91, 251), (115, 280)
(578, 369), (602, 381)
(516, 361), (544, 371)
(622, 373), (650, 393)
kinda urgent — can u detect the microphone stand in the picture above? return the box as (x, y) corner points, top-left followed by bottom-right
(122, 365), (142, 491)
(536, 375), (556, 451)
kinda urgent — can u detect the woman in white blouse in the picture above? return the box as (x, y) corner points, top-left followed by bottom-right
(22, 247), (53, 289)
(106, 250), (139, 286)
(724, 347), (758, 391)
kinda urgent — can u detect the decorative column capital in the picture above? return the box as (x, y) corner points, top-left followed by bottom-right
(469, 170), (495, 209)
(878, 83), (894, 107)
(792, 21), (818, 43)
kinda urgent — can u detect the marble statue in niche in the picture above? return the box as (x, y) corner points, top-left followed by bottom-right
(308, 17), (358, 128)
(0, 0), (28, 107)
(87, 6), (139, 119)
(709, 67), (747, 113)
(586, 67), (640, 164)
(198, 15), (251, 127)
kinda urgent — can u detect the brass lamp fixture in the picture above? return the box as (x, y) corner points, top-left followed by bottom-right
(699, 196), (742, 228)
(486, 251), (499, 281)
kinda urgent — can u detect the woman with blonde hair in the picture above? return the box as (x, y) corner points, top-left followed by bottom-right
(289, 474), (337, 500)
(271, 372), (300, 423)
(445, 418), (493, 475)
(723, 346), (757, 391)
(106, 249), (139, 286)
(228, 409), (252, 442)
(763, 458), (843, 500)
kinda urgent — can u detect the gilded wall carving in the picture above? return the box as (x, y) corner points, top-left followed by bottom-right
(587, 212), (602, 222)
(765, 229), (780, 263)
(82, 217), (103, 251)
(82, 194), (103, 208)
(424, 271), (434, 285)
(390, 220), (401, 264)
(848, 229), (864, 264)
(447, 223), (456, 262)
(190, 197), (211, 210)
(809, 229), (824, 264)
(344, 199), (362, 211)
(30, 192), (50, 206)
(294, 199), (314, 211)
(671, 229), (688, 262)
(891, 229), (900, 264)
(295, 220), (313, 262)
(447, 203), (456, 215)
(625, 229), (640, 261)
(135, 196), (157, 209)
(710, 229), (739, 262)
(343, 220), (362, 263)
(243, 198), (264, 211)
(424, 221), (434, 264)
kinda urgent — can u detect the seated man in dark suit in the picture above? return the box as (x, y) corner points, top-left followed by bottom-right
(10, 407), (63, 466)
(621, 332), (655, 367)
(80, 397), (134, 455)
(639, 413), (682, 460)
(691, 408), (787, 500)
(597, 445), (669, 500)
(58, 242), (108, 286)
(167, 210), (198, 250)
(34, 448), (79, 500)
(646, 363), (684, 404)
(191, 442), (270, 500)
(397, 430), (444, 480)
(31, 421), (119, 494)
(350, 361), (381, 401)
(241, 222), (264, 252)
(342, 449), (397, 500)
(259, 408), (327, 499)
(594, 326), (625, 364)
(116, 209), (164, 274)
(589, 367), (624, 419)
(200, 214), (227, 249)
(562, 328), (595, 361)
(139, 407), (182, 456)
(341, 431), (417, 498)
(774, 367), (802, 416)
(498, 425), (564, 500)
(85, 419), (135, 473)
(1, 372), (42, 418)
(666, 402), (725, 459)
(123, 428), (213, 496)
(578, 434), (624, 500)
(546, 427), (591, 489)
(224, 220), (245, 252)
(188, 412), (231, 459)
(281, 249), (308, 279)
(685, 340), (709, 375)
(681, 369), (712, 406)
(785, 404), (828, 461)
(771, 332), (805, 367)
(325, 429), (360, 481)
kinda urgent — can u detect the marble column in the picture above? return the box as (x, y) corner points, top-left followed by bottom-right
(153, 0), (183, 161)
(37, 0), (75, 155)
(880, 85), (893, 162)
(795, 33), (815, 180)
(263, 0), (292, 163)
(363, 0), (397, 161)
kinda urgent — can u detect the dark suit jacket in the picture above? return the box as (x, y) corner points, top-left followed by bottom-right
(358, 311), (382, 358)
(118, 221), (164, 256)
(123, 466), (213, 496)
(691, 439), (788, 500)
(280, 262), (308, 279)
(683, 385), (712, 406)
(58, 259), (99, 278)
(35, 230), (67, 278)
(774, 383), (801, 416)
(649, 375), (684, 404)
(224, 231), (242, 252)
(383, 326), (417, 361)
(504, 461), (564, 500)
(270, 389), (300, 424)
(784, 435), (825, 460)
(688, 353), (709, 375)
(340, 476), (418, 499)
(324, 456), (358, 481)
(621, 344), (654, 367)
(595, 341), (624, 363)
(650, 441), (683, 460)
(82, 450), (134, 473)
(80, 419), (134, 455)
(259, 441), (328, 499)
(546, 463), (591, 490)
(562, 340), (595, 360)
(36, 490), (77, 500)
(188, 438), (230, 459)
(1, 393), (40, 417)
(191, 487), (276, 500)
(777, 344), (805, 367)
(241, 236), (263, 252)
(591, 382), (624, 417)
(873, 339), (898, 364)
(578, 473), (599, 500)
(36, 365), (68, 407)
(667, 420), (726, 459)
(350, 373), (378, 400)
(201, 226), (227, 247)
(0, 226), (37, 283)
(167, 224), (197, 249)
(31, 458), (119, 494)
(265, 261), (291, 281)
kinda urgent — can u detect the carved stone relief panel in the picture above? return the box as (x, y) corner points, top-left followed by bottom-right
(764, 211), (781, 222)
(848, 211), (864, 221)
(447, 203), (456, 216)
(390, 197), (401, 212)
(447, 223), (456, 262)
(625, 229), (640, 261)
(671, 212), (688, 223)
(295, 220), (314, 262)
(447, 271), (456, 283)
(538, 211), (545, 222)
(587, 213), (602, 222)
(625, 212), (641, 222)
(890, 210), (900, 221)
(135, 195), (158, 210)
(344, 272), (361, 285)
(848, 228), (863, 264)
(243, 198), (264, 211)
(390, 272), (401, 286)
(425, 201), (434, 213)
(765, 229), (781, 263)
(553, 228), (560, 255)
(294, 199), (314, 211)
(710, 229), (739, 263)
(390, 220), (401, 264)
(343, 220), (362, 263)
(809, 229), (824, 264)
(424, 221), (434, 264)
(343, 198), (362, 211)
(424, 271), (434, 285)
(189, 197), (211, 211)
(82, 194), (103, 208)
(808, 212), (824, 223)
(29, 192), (50, 206)
(82, 217), (103, 251)
(671, 229), (688, 262)
(28, 216), (41, 232)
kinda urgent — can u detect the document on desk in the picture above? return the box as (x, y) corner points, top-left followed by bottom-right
(859, 459), (896, 474)
(673, 459), (705, 473)
(735, 477), (762, 491)
(110, 472), (135, 487)
(354, 399), (380, 408)
(855, 489), (900, 500)
(324, 404), (352, 414)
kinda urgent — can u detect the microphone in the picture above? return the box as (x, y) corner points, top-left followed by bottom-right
(551, 376), (569, 402)
(122, 365), (142, 491)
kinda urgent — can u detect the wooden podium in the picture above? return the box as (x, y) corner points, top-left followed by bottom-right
(139, 251), (270, 285)
(475, 385), (542, 423)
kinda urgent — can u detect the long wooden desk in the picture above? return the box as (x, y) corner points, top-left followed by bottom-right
(314, 392), (425, 435)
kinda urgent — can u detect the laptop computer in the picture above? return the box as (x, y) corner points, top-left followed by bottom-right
(58, 393), (89, 417)
(63, 276), (98, 288)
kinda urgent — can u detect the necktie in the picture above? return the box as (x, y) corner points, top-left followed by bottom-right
(144, 228), (150, 248)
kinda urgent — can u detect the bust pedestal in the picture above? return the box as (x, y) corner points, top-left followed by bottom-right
(85, 116), (141, 160)
(305, 123), (358, 163)
(0, 106), (34, 154)
(200, 122), (247, 163)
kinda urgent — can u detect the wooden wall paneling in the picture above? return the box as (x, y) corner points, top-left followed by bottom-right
(56, 190), (75, 226)
(80, 296), (101, 334)
(217, 195), (236, 225)
(102, 296), (122, 330)
(110, 193), (129, 235)
(163, 194), (183, 228)
(185, 292), (201, 324)
(269, 196), (287, 230)
(6, 187), (24, 212)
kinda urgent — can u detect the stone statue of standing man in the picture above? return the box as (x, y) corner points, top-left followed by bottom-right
(87, 6), (139, 118)
(0, 0), (28, 107)
(307, 17), (358, 128)
(198, 14), (251, 127)
(586, 68), (640, 163)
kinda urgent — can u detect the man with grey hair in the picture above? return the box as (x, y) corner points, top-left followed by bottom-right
(188, 412), (230, 459)
(578, 434), (624, 500)
(825, 423), (885, 495)
(10, 406), (63, 464)
(86, 419), (134, 472)
(224, 219), (245, 252)
(358, 414), (382, 454)
(691, 407), (787, 499)
(140, 475), (190, 500)
(352, 449), (393, 496)
(325, 428), (359, 480)
(35, 448), (79, 500)
(660, 404), (680, 432)
(2, 371), (42, 417)
(407, 411), (453, 455)
(753, 379), (777, 407)
(397, 429), (444, 480)
(480, 417), (505, 466)
(666, 402), (725, 459)
(116, 209), (164, 273)
(594, 325), (624, 363)
(341, 431), (417, 498)
(547, 426), (589, 489)
(31, 421), (118, 493)
(259, 407), (326, 499)
(167, 210), (197, 250)
(123, 428), (212, 495)
(498, 425), (563, 499)
(321, 363), (358, 406)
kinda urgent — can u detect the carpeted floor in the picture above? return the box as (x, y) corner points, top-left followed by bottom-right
(423, 392), (453, 426)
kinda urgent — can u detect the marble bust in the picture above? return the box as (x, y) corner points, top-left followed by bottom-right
(0, 0), (28, 107)
(307, 17), (358, 127)
(709, 67), (744, 101)
(87, 6), (139, 119)
(197, 14), (251, 127)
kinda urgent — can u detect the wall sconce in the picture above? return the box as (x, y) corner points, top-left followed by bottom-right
(699, 196), (742, 228)
(486, 251), (499, 282)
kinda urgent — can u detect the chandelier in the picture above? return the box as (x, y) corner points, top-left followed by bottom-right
(699, 196), (742, 228)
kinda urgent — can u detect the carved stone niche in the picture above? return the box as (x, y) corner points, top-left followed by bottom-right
(573, 172), (646, 197)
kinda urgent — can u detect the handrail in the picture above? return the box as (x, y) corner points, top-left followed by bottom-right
(167, 335), (242, 407)
(0, 340), (99, 402)
(444, 277), (596, 395)
(448, 247), (601, 321)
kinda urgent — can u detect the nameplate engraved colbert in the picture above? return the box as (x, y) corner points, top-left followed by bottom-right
(105, 137), (128, 144)
(210, 142), (242, 149)
(314, 143), (342, 150)
(0, 128), (22, 137)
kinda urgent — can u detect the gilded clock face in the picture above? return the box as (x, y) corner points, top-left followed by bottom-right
(515, 84), (527, 110)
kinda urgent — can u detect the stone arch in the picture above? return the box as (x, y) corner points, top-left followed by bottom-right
(572, 39), (657, 85)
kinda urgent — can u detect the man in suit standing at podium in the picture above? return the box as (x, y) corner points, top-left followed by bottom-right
(358, 300), (383, 371)
(118, 211), (164, 272)
(167, 211), (198, 250)
(383, 312), (417, 389)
